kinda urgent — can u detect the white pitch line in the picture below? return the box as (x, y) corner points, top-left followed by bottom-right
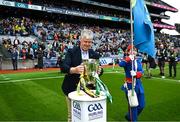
(104, 71), (180, 83)
(0, 72), (179, 84)
(0, 76), (64, 84)
(1, 74), (10, 80)
(151, 76), (180, 83)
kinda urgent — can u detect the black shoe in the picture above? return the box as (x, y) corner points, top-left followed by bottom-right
(125, 115), (130, 121)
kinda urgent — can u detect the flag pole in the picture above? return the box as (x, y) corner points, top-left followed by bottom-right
(130, 0), (134, 44)
(130, 0), (134, 96)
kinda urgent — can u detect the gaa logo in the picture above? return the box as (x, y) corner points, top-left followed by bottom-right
(73, 101), (81, 111)
(88, 103), (103, 112)
(17, 3), (26, 8)
(2, 1), (12, 6)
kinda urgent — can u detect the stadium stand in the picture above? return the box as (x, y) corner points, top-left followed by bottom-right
(0, 0), (179, 70)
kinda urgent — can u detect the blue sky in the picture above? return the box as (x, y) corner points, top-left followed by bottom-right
(161, 0), (180, 35)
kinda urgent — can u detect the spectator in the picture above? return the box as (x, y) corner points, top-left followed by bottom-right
(156, 44), (167, 78)
(13, 36), (20, 47)
(167, 47), (178, 77)
(11, 47), (18, 70)
(37, 47), (44, 69)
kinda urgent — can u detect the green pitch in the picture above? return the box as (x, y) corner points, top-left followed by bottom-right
(0, 64), (180, 121)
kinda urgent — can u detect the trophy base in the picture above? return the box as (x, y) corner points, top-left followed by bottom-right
(68, 90), (107, 122)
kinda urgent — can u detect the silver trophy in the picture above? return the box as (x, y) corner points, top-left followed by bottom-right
(77, 59), (112, 102)
(82, 59), (99, 89)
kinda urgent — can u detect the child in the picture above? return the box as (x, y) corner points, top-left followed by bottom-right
(119, 45), (145, 121)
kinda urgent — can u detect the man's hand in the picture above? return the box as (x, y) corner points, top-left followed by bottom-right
(70, 64), (84, 74)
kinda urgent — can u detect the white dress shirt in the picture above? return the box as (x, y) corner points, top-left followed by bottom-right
(81, 49), (89, 60)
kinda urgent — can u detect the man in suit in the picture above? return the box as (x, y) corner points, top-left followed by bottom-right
(167, 47), (178, 78)
(61, 29), (101, 122)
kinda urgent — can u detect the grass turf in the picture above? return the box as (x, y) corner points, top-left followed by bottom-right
(0, 64), (179, 121)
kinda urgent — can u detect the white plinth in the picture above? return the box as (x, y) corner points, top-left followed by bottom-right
(68, 90), (107, 122)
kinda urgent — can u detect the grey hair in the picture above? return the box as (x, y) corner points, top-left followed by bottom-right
(80, 29), (94, 40)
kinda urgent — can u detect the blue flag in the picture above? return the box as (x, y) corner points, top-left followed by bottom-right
(132, 0), (155, 57)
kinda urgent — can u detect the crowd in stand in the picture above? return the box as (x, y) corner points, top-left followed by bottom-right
(1, 17), (180, 58)
(0, 17), (132, 59)
(0, 17), (34, 36)
(0, 16), (179, 78)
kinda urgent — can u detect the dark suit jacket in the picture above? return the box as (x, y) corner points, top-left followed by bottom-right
(61, 46), (100, 96)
